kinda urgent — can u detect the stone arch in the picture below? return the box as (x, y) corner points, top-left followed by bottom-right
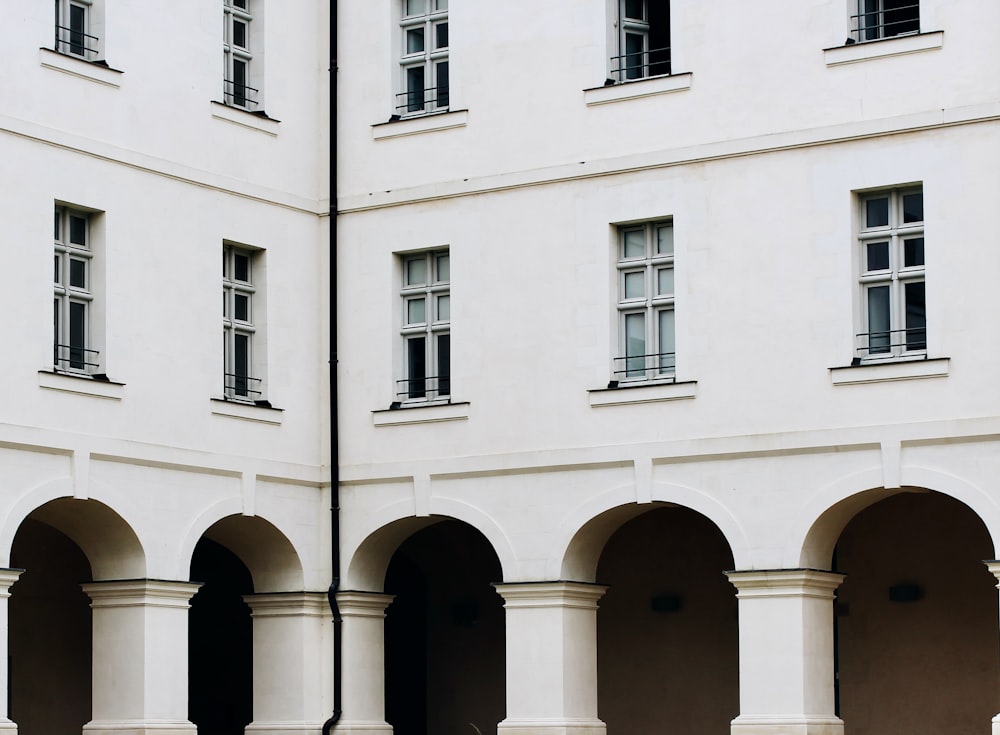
(344, 497), (517, 591)
(555, 482), (749, 581)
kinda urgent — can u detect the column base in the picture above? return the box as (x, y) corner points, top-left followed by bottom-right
(498, 718), (606, 735)
(731, 715), (844, 735)
(329, 721), (394, 734)
(83, 720), (197, 735)
(246, 722), (329, 734)
(0, 718), (16, 733)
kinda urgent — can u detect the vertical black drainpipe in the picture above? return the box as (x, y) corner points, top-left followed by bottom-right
(322, 2), (341, 733)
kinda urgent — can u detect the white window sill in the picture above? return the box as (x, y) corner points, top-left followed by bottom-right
(824, 31), (943, 67)
(372, 109), (469, 140)
(830, 356), (949, 385)
(210, 101), (280, 136)
(39, 370), (124, 400)
(583, 73), (693, 106)
(39, 48), (122, 88)
(372, 401), (470, 426)
(210, 398), (284, 425)
(589, 380), (696, 407)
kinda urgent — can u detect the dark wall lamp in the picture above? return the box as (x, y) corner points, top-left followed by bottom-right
(889, 583), (923, 602)
(651, 594), (684, 613)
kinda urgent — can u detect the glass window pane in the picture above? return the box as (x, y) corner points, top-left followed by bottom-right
(406, 66), (425, 111)
(235, 294), (250, 322)
(233, 0), (248, 9)
(622, 229), (644, 259)
(69, 301), (86, 369)
(903, 237), (924, 267)
(406, 257), (427, 285)
(867, 285), (891, 354)
(865, 197), (889, 228)
(406, 28), (425, 54)
(233, 20), (247, 48)
(69, 4), (86, 55)
(407, 337), (426, 398)
(54, 254), (61, 284)
(435, 22), (448, 49)
(435, 0), (448, 9)
(657, 267), (674, 296)
(902, 192), (923, 223)
(234, 253), (250, 282)
(437, 334), (450, 396)
(624, 312), (646, 377)
(435, 61), (449, 108)
(436, 294), (450, 321)
(69, 258), (86, 289)
(656, 225), (673, 255)
(625, 33), (645, 79)
(884, 0), (919, 36)
(54, 210), (60, 240)
(905, 281), (926, 350)
(866, 241), (890, 271)
(69, 215), (86, 246)
(658, 309), (675, 373)
(407, 298), (426, 325)
(435, 253), (449, 282)
(233, 59), (247, 106)
(406, 0), (427, 16)
(234, 333), (250, 395)
(624, 271), (645, 299)
(624, 0), (644, 21)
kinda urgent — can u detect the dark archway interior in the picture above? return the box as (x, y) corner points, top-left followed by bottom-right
(9, 518), (92, 734)
(834, 491), (1000, 735)
(384, 520), (505, 735)
(596, 505), (738, 733)
(189, 537), (254, 735)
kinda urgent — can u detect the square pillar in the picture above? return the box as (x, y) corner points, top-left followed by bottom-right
(335, 591), (395, 735)
(493, 582), (608, 735)
(0, 570), (22, 733)
(243, 592), (331, 735)
(726, 570), (845, 735)
(983, 561), (1000, 735)
(81, 579), (201, 735)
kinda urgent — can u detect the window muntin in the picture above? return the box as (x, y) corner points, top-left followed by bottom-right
(615, 221), (675, 382)
(54, 206), (98, 373)
(398, 0), (449, 115)
(857, 187), (925, 359)
(851, 0), (919, 43)
(399, 250), (450, 401)
(223, 245), (262, 401)
(224, 0), (258, 109)
(611, 0), (671, 83)
(55, 0), (101, 61)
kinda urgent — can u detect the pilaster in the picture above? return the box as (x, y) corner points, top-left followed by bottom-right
(334, 591), (395, 735)
(0, 570), (22, 733)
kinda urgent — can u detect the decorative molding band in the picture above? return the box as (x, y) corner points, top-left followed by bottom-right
(493, 581), (608, 610)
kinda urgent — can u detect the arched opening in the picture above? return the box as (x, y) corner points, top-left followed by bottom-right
(384, 519), (505, 735)
(596, 505), (738, 732)
(188, 537), (253, 735)
(833, 490), (1000, 734)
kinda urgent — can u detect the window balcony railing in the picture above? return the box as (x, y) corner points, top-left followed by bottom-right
(224, 79), (259, 110)
(396, 375), (450, 401)
(850, 3), (919, 42)
(395, 86), (449, 115)
(608, 45), (671, 83)
(224, 372), (262, 401)
(611, 351), (676, 384)
(855, 327), (927, 360)
(55, 25), (99, 61)
(54, 343), (100, 373)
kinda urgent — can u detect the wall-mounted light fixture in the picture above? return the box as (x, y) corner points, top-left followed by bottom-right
(651, 594), (683, 613)
(888, 583), (923, 602)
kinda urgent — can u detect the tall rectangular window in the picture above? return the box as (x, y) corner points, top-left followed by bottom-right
(399, 249), (450, 401)
(54, 0), (102, 61)
(54, 206), (97, 373)
(224, 0), (258, 109)
(857, 186), (925, 359)
(223, 244), (264, 401)
(611, 0), (671, 82)
(398, 0), (449, 115)
(852, 0), (919, 42)
(615, 221), (675, 382)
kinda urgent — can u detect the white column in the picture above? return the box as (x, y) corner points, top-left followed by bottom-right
(81, 579), (201, 735)
(983, 561), (1000, 735)
(243, 592), (331, 735)
(0, 570), (22, 733)
(726, 570), (845, 735)
(494, 582), (608, 735)
(335, 591), (395, 735)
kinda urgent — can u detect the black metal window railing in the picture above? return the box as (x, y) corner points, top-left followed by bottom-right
(54, 343), (100, 373)
(856, 327), (927, 358)
(395, 85), (449, 115)
(55, 24), (99, 60)
(224, 79), (260, 110)
(224, 372), (263, 401)
(609, 45), (671, 83)
(396, 375), (450, 401)
(851, 2), (919, 42)
(612, 351), (676, 382)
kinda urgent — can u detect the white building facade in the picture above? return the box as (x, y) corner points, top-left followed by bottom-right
(336, 1), (1000, 734)
(0, 2), (332, 734)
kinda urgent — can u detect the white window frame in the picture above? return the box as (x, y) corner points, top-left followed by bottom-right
(609, 0), (671, 83)
(223, 0), (261, 110)
(398, 249), (450, 403)
(223, 244), (266, 402)
(850, 0), (920, 43)
(53, 205), (102, 375)
(397, 0), (449, 116)
(856, 186), (925, 361)
(55, 0), (104, 62)
(614, 221), (675, 384)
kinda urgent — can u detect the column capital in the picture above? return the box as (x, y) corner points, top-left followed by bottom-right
(726, 569), (845, 600)
(243, 591), (328, 618)
(82, 579), (203, 608)
(0, 568), (23, 596)
(493, 581), (608, 610)
(983, 560), (1000, 586)
(336, 590), (395, 617)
